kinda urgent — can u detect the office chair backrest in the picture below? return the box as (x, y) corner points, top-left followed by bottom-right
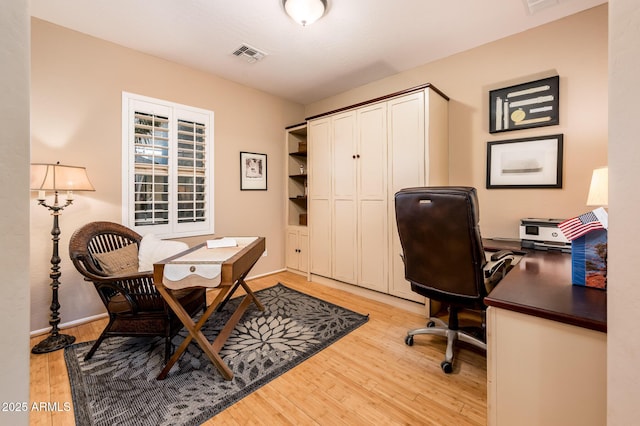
(395, 187), (488, 306)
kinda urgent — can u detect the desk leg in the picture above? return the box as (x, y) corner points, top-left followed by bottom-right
(156, 284), (234, 380)
(153, 259), (265, 381)
(216, 272), (264, 312)
(239, 278), (264, 311)
(209, 277), (265, 357)
(216, 281), (241, 312)
(211, 294), (254, 353)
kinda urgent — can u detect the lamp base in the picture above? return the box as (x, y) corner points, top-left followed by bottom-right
(31, 333), (76, 354)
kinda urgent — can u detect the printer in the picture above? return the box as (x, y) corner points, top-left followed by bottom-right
(519, 218), (571, 253)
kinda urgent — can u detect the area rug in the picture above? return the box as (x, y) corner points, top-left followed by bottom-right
(64, 283), (368, 426)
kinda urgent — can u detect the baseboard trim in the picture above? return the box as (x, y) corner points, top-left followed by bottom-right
(310, 274), (428, 316)
(30, 312), (109, 337)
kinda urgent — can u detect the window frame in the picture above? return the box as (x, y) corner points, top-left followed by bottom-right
(121, 92), (214, 238)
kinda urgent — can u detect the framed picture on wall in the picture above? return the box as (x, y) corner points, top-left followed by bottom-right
(486, 134), (563, 189)
(489, 76), (559, 133)
(240, 151), (267, 190)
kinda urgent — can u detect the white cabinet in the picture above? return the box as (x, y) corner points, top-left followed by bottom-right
(308, 85), (449, 299)
(355, 104), (388, 292)
(308, 118), (332, 278)
(331, 111), (358, 284)
(328, 106), (388, 291)
(286, 226), (308, 273)
(487, 307), (606, 426)
(388, 89), (449, 302)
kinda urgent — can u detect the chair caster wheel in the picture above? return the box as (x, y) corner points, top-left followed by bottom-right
(405, 335), (414, 346)
(441, 361), (453, 374)
(427, 321), (436, 327)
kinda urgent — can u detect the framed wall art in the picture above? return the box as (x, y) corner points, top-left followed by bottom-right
(240, 151), (267, 190)
(486, 134), (563, 189)
(489, 76), (559, 133)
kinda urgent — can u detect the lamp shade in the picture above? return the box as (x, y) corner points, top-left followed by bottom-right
(283, 0), (327, 26)
(31, 163), (95, 192)
(586, 166), (608, 207)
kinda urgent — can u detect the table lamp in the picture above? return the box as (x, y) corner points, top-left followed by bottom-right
(30, 162), (95, 354)
(587, 166), (608, 207)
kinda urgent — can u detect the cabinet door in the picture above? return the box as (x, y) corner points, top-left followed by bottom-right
(387, 92), (427, 302)
(286, 229), (300, 270)
(286, 228), (309, 273)
(487, 307), (606, 426)
(331, 111), (357, 284)
(298, 229), (309, 273)
(309, 118), (332, 277)
(357, 104), (388, 292)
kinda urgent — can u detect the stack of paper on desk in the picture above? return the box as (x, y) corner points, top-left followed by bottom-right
(206, 237), (238, 249)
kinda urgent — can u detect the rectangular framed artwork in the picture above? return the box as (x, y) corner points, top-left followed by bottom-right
(489, 76), (559, 133)
(240, 151), (268, 190)
(486, 134), (563, 189)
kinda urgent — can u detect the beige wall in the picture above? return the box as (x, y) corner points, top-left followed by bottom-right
(1, 0), (30, 423)
(30, 19), (305, 330)
(306, 5), (608, 239)
(608, 0), (640, 422)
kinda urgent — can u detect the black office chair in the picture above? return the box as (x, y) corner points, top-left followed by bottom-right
(395, 186), (514, 373)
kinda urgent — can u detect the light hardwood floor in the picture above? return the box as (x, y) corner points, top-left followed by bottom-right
(30, 271), (487, 425)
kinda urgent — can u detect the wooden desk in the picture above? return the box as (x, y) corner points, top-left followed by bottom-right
(152, 237), (265, 380)
(483, 241), (607, 426)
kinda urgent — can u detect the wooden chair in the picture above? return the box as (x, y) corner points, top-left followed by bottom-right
(68, 221), (206, 361)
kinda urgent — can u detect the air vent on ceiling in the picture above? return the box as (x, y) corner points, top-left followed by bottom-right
(523, 0), (559, 14)
(232, 44), (267, 63)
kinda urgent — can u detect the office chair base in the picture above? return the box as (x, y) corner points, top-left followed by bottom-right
(405, 317), (487, 374)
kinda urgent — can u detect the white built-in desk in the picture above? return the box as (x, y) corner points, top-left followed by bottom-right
(483, 240), (606, 426)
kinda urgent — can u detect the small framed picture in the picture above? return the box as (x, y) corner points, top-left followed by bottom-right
(486, 134), (563, 189)
(240, 151), (267, 190)
(489, 76), (559, 133)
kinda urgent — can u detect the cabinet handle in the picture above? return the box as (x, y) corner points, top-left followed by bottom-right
(352, 155), (356, 159)
(356, 154), (360, 158)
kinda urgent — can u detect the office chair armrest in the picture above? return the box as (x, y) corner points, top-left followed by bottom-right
(490, 249), (514, 261)
(484, 254), (514, 279)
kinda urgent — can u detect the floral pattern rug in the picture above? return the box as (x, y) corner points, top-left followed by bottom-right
(65, 283), (368, 426)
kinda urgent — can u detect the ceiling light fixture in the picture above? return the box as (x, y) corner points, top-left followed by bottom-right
(283, 0), (327, 26)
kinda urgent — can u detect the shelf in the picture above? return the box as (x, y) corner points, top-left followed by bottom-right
(289, 196), (308, 205)
(289, 151), (307, 158)
(289, 174), (307, 181)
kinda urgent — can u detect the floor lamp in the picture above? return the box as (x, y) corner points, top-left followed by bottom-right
(30, 162), (95, 354)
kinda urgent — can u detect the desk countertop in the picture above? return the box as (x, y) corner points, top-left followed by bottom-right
(483, 240), (607, 333)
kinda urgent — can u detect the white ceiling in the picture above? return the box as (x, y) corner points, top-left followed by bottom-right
(30, 0), (606, 105)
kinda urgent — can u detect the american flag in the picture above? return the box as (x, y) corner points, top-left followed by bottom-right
(558, 211), (605, 241)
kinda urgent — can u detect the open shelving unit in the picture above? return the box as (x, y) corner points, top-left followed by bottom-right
(286, 124), (308, 227)
(285, 123), (309, 274)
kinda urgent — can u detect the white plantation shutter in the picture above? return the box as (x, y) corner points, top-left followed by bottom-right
(133, 112), (170, 226)
(176, 119), (207, 224)
(123, 93), (214, 238)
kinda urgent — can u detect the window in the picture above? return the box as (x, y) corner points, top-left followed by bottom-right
(122, 92), (214, 238)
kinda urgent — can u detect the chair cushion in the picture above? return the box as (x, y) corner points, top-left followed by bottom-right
(107, 293), (134, 314)
(93, 243), (140, 275)
(138, 233), (189, 272)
